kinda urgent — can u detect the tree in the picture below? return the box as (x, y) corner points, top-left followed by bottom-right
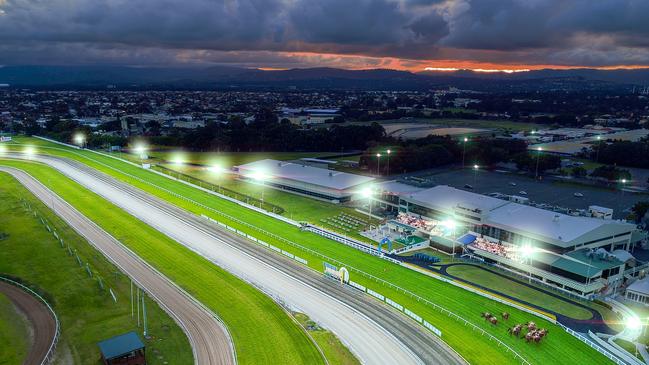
(572, 166), (587, 178)
(590, 165), (632, 181)
(631, 202), (649, 223)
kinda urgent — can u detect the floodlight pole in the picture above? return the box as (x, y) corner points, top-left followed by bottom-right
(386, 150), (391, 176)
(376, 153), (381, 176)
(130, 280), (134, 318)
(136, 287), (140, 327)
(595, 136), (601, 163)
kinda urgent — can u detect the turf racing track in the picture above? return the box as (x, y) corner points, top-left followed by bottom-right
(0, 165), (236, 365)
(4, 154), (466, 365)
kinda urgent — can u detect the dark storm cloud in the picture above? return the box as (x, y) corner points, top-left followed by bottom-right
(0, 0), (648, 67)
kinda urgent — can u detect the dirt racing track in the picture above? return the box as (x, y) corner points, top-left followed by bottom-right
(0, 280), (57, 365)
(3, 154), (467, 365)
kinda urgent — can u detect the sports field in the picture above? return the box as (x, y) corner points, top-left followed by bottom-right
(0, 173), (192, 364)
(0, 292), (29, 364)
(0, 158), (325, 365)
(2, 137), (614, 364)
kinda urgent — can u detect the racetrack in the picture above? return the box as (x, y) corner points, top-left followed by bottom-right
(0, 281), (56, 365)
(0, 166), (235, 365)
(7, 154), (466, 365)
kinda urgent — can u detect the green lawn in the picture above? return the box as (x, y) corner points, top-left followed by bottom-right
(0, 159), (324, 365)
(0, 292), (29, 365)
(0, 173), (192, 365)
(3, 137), (613, 365)
(446, 265), (593, 320)
(293, 313), (360, 365)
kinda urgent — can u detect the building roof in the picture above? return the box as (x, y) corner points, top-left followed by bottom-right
(405, 185), (508, 213)
(235, 159), (374, 191)
(98, 332), (145, 360)
(628, 278), (649, 295)
(402, 185), (635, 246)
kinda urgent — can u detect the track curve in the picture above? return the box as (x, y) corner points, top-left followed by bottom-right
(0, 280), (57, 365)
(0, 166), (236, 365)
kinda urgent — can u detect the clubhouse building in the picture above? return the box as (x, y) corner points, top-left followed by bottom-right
(233, 159), (374, 203)
(377, 184), (647, 299)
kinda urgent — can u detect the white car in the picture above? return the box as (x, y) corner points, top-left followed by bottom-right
(574, 192), (584, 197)
(519, 191), (528, 195)
(509, 182), (517, 186)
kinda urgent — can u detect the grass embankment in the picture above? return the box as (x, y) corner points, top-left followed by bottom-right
(446, 265), (593, 320)
(293, 313), (360, 365)
(0, 292), (29, 364)
(0, 173), (192, 364)
(0, 160), (324, 365)
(4, 137), (611, 364)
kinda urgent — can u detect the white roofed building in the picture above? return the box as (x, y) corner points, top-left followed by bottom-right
(233, 159), (374, 203)
(386, 185), (646, 298)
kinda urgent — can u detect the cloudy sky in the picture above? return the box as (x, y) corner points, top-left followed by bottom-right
(1, 0), (648, 71)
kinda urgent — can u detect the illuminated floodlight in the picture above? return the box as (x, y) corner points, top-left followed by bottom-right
(596, 135), (602, 140)
(376, 153), (381, 158)
(73, 133), (85, 146)
(208, 164), (227, 174)
(133, 143), (147, 155)
(520, 244), (535, 258)
(23, 146), (36, 158)
(360, 187), (373, 198)
(387, 149), (391, 155)
(626, 316), (642, 330)
(537, 147), (542, 151)
(473, 164), (479, 170)
(442, 219), (457, 230)
(463, 137), (468, 142)
(0, 144), (7, 155)
(622, 179), (627, 184)
(247, 170), (269, 182)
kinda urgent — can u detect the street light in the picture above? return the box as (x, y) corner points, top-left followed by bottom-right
(0, 144), (6, 155)
(534, 147), (542, 179)
(208, 164), (227, 192)
(376, 153), (382, 176)
(595, 135), (602, 163)
(520, 244), (535, 283)
(462, 137), (469, 168)
(473, 164), (479, 189)
(133, 143), (148, 164)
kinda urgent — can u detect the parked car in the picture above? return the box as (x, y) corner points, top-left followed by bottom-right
(464, 184), (474, 189)
(519, 191), (528, 195)
(574, 192), (584, 197)
(509, 182), (517, 186)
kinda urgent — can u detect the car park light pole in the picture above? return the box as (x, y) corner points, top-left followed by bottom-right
(595, 135), (602, 163)
(462, 137), (468, 168)
(473, 164), (479, 189)
(376, 153), (381, 176)
(361, 187), (373, 222)
(73, 133), (86, 148)
(534, 147), (542, 179)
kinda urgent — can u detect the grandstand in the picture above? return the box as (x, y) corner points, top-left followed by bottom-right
(233, 159), (374, 203)
(379, 185), (647, 298)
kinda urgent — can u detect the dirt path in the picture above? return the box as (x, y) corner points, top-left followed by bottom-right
(0, 281), (56, 365)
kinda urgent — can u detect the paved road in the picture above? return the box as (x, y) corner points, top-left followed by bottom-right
(0, 281), (57, 365)
(11, 154), (466, 365)
(0, 166), (235, 365)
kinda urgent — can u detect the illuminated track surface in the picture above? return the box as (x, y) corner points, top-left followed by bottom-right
(0, 166), (235, 365)
(8, 154), (467, 365)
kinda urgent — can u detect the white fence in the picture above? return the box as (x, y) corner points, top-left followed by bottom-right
(555, 322), (629, 365)
(0, 276), (60, 365)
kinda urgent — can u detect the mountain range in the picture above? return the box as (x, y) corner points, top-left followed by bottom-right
(1, 65), (649, 90)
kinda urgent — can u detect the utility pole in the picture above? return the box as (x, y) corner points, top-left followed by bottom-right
(462, 137), (468, 168)
(535, 147), (542, 179)
(136, 287), (140, 327)
(130, 280), (134, 318)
